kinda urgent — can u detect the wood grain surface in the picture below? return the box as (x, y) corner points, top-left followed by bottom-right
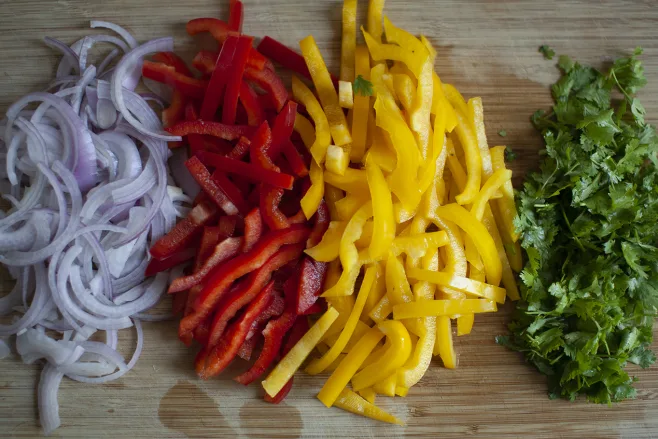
(1, 1), (658, 438)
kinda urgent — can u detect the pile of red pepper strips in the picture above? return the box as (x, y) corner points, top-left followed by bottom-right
(144, 1), (331, 403)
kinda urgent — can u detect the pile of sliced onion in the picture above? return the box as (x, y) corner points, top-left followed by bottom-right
(0, 22), (192, 435)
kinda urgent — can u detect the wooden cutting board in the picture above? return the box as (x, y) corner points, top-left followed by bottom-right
(1, 1), (658, 437)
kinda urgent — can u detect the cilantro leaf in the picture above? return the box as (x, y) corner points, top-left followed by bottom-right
(353, 75), (373, 97)
(499, 47), (658, 404)
(504, 146), (517, 161)
(498, 129), (507, 137)
(539, 45), (556, 60)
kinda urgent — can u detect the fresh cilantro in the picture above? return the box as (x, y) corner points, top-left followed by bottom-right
(499, 129), (507, 137)
(504, 146), (517, 161)
(539, 45), (556, 60)
(353, 75), (373, 97)
(499, 48), (658, 404)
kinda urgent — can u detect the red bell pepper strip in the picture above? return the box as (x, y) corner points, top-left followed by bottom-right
(264, 317), (310, 404)
(186, 18), (232, 43)
(172, 290), (189, 316)
(185, 156), (239, 215)
(281, 140), (309, 178)
(195, 226), (224, 271)
(239, 81), (265, 126)
(287, 209), (307, 225)
(269, 101), (298, 158)
(179, 225), (310, 341)
(238, 333), (258, 361)
(194, 49), (266, 75)
(193, 316), (212, 347)
(222, 36), (253, 125)
(257, 94), (276, 112)
(257, 36), (339, 88)
(206, 243), (305, 347)
(142, 61), (207, 99)
(302, 300), (327, 316)
(307, 199), (330, 247)
(260, 186), (290, 230)
(166, 120), (255, 140)
(228, 0), (244, 33)
(247, 185), (261, 207)
(210, 170), (250, 215)
(196, 151), (294, 189)
(169, 237), (243, 293)
(144, 248), (196, 277)
(199, 281), (276, 379)
(234, 308), (297, 385)
(228, 136), (251, 160)
(150, 201), (217, 259)
(183, 102), (207, 156)
(218, 215), (238, 238)
(295, 257), (328, 315)
(246, 293), (286, 341)
(246, 49), (267, 70)
(249, 122), (277, 171)
(162, 90), (186, 130)
(244, 66), (288, 112)
(200, 36), (238, 120)
(243, 208), (263, 253)
(152, 51), (192, 76)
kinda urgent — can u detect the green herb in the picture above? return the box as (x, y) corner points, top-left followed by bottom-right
(504, 146), (517, 161)
(498, 129), (507, 137)
(498, 48), (658, 404)
(353, 75), (373, 97)
(539, 45), (556, 60)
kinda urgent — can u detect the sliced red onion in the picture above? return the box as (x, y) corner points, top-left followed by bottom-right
(110, 38), (181, 142)
(0, 339), (10, 359)
(2, 22), (192, 436)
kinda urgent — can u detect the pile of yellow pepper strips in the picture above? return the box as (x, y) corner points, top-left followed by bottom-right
(260, 0), (522, 424)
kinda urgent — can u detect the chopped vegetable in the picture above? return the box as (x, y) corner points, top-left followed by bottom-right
(498, 48), (658, 404)
(353, 74), (374, 97)
(539, 44), (555, 60)
(498, 129), (507, 137)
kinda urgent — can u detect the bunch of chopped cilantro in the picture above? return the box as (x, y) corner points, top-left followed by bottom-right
(497, 47), (658, 404)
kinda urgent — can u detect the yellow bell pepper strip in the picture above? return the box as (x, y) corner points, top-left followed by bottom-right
(463, 235), (484, 272)
(324, 184), (344, 219)
(339, 81), (354, 109)
(442, 83), (470, 123)
(362, 261), (385, 320)
(374, 97), (422, 212)
(385, 252), (413, 305)
(445, 138), (468, 192)
(351, 45), (371, 161)
(452, 111), (482, 205)
(410, 60), (433, 160)
(341, 0), (357, 82)
(392, 74), (415, 112)
(294, 113), (316, 150)
(334, 388), (404, 426)
(334, 194), (368, 221)
(467, 97), (494, 179)
(383, 16), (427, 55)
(372, 373), (396, 397)
(395, 386), (409, 397)
(393, 203), (416, 225)
(322, 262), (362, 297)
(305, 221), (346, 262)
(324, 168), (370, 195)
(436, 204), (502, 286)
(325, 144), (350, 176)
(352, 320), (412, 391)
(398, 316), (436, 388)
(420, 35), (437, 62)
(307, 266), (375, 375)
(407, 267), (506, 304)
(367, 0), (385, 43)
(482, 205), (520, 301)
(325, 353), (347, 373)
(300, 35), (352, 147)
(364, 128), (397, 172)
(393, 299), (497, 319)
(369, 294), (392, 323)
(457, 313), (475, 336)
(362, 28), (425, 78)
(291, 76), (331, 164)
(317, 327), (384, 407)
(262, 307), (339, 398)
(436, 315), (457, 368)
(390, 231), (448, 259)
(339, 202), (373, 273)
(323, 318), (370, 353)
(301, 160), (325, 219)
(366, 158), (395, 260)
(432, 217), (467, 277)
(360, 338), (390, 370)
(324, 292), (355, 340)
(355, 220), (374, 249)
(359, 388), (377, 404)
(470, 169), (513, 221)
